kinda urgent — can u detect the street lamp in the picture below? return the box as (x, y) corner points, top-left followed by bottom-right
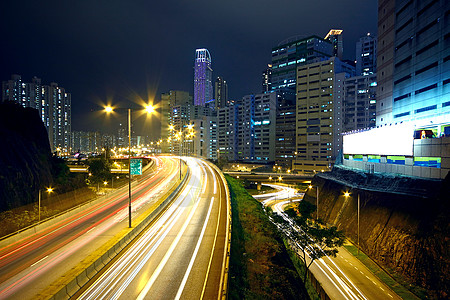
(309, 185), (320, 220)
(104, 104), (154, 228)
(38, 187), (53, 223)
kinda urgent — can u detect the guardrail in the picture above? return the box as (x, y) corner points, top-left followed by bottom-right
(0, 160), (156, 247)
(50, 165), (190, 300)
(205, 161), (231, 300)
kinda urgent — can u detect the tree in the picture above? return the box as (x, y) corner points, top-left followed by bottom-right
(86, 158), (111, 187)
(270, 201), (345, 282)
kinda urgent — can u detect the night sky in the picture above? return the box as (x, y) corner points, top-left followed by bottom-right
(1, 0), (377, 138)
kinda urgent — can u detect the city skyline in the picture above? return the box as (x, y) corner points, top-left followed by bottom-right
(0, 1), (377, 135)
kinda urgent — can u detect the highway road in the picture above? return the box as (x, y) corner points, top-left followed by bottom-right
(0, 156), (182, 300)
(259, 184), (402, 300)
(77, 157), (230, 300)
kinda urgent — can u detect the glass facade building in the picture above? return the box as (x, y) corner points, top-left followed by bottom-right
(194, 48), (213, 107)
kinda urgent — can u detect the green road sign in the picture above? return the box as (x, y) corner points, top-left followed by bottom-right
(130, 158), (142, 175)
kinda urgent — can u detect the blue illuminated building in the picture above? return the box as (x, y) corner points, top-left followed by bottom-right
(270, 35), (332, 92)
(194, 48), (213, 106)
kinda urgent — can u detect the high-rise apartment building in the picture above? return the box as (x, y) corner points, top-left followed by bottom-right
(325, 29), (344, 60)
(356, 33), (377, 76)
(343, 74), (377, 132)
(191, 116), (217, 160)
(194, 48), (213, 106)
(169, 103), (215, 156)
(293, 57), (354, 174)
(270, 35), (332, 91)
(214, 76), (228, 110)
(2, 75), (71, 153)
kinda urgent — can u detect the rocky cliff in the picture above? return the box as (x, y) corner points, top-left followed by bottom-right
(0, 102), (54, 211)
(304, 166), (449, 298)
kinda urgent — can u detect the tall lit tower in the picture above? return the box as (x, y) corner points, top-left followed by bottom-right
(194, 48), (213, 106)
(214, 76), (228, 109)
(325, 29), (344, 60)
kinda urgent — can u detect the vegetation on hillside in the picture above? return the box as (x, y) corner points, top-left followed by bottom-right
(269, 201), (345, 282)
(226, 175), (308, 299)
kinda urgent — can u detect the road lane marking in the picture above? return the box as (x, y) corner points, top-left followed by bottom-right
(200, 164), (223, 299)
(175, 196), (215, 300)
(31, 256), (48, 267)
(137, 180), (202, 300)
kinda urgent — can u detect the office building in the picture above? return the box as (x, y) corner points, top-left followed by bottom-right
(252, 92), (277, 162)
(325, 29), (344, 60)
(343, 74), (377, 132)
(342, 0), (450, 180)
(217, 104), (239, 161)
(2, 75), (71, 153)
(262, 64), (272, 92)
(293, 57), (354, 174)
(275, 92), (296, 168)
(356, 33), (377, 76)
(214, 76), (228, 110)
(194, 48), (213, 106)
(377, 0), (450, 126)
(270, 35), (332, 91)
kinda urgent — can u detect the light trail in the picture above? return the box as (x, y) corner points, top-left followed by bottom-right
(264, 185), (398, 300)
(0, 157), (181, 299)
(78, 157), (229, 300)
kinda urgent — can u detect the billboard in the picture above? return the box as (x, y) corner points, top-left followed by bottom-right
(343, 123), (414, 156)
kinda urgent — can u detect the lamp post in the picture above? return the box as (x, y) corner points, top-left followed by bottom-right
(309, 185), (320, 220)
(104, 104), (154, 228)
(38, 187), (53, 223)
(344, 191), (360, 254)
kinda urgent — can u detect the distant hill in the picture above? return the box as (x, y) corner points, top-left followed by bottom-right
(0, 101), (54, 211)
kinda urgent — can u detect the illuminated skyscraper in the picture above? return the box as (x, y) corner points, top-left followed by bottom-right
(377, 0), (450, 126)
(214, 76), (228, 110)
(194, 48), (213, 106)
(270, 35), (332, 92)
(325, 29), (344, 60)
(355, 33), (377, 76)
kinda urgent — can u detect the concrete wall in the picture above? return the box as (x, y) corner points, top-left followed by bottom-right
(343, 136), (450, 179)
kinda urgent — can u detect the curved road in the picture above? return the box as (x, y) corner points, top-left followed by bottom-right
(0, 156), (181, 299)
(260, 184), (402, 300)
(77, 157), (230, 300)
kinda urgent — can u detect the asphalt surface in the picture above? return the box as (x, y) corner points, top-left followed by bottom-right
(0, 157), (181, 299)
(77, 157), (229, 300)
(260, 184), (402, 300)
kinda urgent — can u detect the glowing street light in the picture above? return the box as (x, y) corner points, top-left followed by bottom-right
(103, 104), (154, 228)
(38, 187), (53, 223)
(145, 105), (154, 114)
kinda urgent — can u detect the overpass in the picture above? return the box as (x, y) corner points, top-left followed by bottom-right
(224, 171), (313, 184)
